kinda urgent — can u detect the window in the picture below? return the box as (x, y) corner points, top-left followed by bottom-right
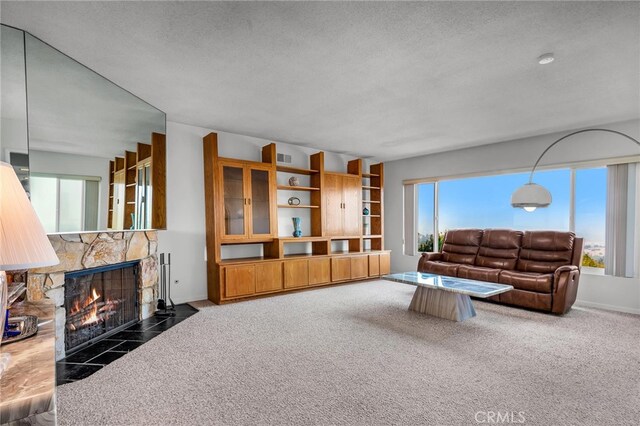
(414, 166), (609, 271)
(30, 175), (100, 233)
(417, 183), (436, 252)
(575, 168), (607, 269)
(438, 169), (570, 232)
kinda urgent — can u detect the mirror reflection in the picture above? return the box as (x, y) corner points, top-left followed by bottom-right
(0, 24), (166, 233)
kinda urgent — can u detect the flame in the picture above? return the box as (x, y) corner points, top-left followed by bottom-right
(67, 287), (120, 331)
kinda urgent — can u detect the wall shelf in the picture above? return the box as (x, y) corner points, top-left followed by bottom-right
(276, 165), (319, 175)
(362, 186), (380, 190)
(277, 185), (319, 191)
(277, 204), (319, 209)
(362, 200), (381, 204)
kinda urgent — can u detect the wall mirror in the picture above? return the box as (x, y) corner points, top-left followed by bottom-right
(0, 24), (166, 233)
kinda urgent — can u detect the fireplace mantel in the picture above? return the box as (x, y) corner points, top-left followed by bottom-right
(25, 231), (159, 360)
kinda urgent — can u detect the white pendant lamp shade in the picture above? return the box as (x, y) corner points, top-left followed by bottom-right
(0, 161), (59, 270)
(511, 182), (552, 210)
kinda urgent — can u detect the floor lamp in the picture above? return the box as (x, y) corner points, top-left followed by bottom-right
(511, 129), (640, 211)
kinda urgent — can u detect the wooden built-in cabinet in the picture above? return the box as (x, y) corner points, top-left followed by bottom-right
(218, 160), (277, 241)
(324, 173), (361, 236)
(309, 258), (331, 285)
(224, 264), (256, 298)
(203, 132), (391, 304)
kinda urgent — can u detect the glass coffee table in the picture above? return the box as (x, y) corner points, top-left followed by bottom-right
(383, 272), (513, 322)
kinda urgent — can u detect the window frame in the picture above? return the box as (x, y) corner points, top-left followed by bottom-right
(408, 156), (640, 275)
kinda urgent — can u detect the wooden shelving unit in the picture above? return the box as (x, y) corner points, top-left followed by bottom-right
(107, 133), (166, 230)
(202, 132), (389, 304)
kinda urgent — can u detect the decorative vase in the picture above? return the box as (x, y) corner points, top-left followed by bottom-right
(292, 217), (302, 237)
(363, 207), (369, 215)
(289, 176), (299, 187)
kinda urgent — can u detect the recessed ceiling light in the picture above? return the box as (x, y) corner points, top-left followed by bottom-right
(538, 53), (555, 65)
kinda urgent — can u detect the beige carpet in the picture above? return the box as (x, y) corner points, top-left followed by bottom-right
(57, 280), (640, 425)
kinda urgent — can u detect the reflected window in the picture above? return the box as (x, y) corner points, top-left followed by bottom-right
(30, 174), (100, 233)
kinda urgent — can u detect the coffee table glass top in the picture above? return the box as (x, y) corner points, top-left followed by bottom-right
(383, 272), (513, 298)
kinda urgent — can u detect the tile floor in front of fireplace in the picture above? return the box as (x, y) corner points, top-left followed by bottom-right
(56, 304), (198, 385)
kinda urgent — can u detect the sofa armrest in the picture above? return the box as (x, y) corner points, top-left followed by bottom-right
(417, 252), (441, 272)
(553, 265), (578, 283)
(421, 252), (442, 261)
(551, 265), (580, 315)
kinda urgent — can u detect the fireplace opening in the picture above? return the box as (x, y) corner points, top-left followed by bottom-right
(64, 261), (139, 354)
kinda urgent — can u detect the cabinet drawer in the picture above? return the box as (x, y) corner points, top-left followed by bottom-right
(284, 259), (309, 288)
(331, 257), (351, 282)
(224, 264), (256, 298)
(350, 256), (368, 279)
(255, 262), (283, 293)
(368, 254), (380, 276)
(379, 252), (391, 275)
(309, 258), (331, 285)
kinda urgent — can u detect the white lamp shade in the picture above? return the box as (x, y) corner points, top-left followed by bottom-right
(511, 182), (552, 209)
(0, 161), (59, 269)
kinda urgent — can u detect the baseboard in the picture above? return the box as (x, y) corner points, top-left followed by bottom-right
(574, 300), (640, 315)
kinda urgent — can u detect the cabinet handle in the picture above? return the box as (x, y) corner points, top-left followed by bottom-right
(248, 198), (252, 205)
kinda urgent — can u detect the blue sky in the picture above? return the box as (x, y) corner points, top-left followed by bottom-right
(417, 167), (606, 243)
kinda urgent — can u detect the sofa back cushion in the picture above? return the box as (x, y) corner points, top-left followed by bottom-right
(441, 229), (483, 265)
(475, 229), (523, 270)
(517, 231), (575, 273)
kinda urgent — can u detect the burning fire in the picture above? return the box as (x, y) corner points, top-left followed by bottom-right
(67, 288), (120, 331)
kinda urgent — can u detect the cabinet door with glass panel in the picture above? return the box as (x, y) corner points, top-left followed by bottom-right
(217, 160), (276, 241)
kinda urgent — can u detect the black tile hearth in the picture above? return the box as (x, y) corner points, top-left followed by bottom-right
(108, 330), (162, 342)
(63, 340), (124, 363)
(109, 340), (145, 352)
(89, 350), (128, 365)
(56, 303), (198, 385)
(57, 362), (103, 383)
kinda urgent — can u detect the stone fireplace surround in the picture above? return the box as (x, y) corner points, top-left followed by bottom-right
(25, 231), (159, 360)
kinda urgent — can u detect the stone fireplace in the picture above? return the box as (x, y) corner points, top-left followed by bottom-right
(26, 231), (158, 360)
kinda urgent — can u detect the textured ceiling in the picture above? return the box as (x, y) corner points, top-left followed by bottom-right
(1, 1), (639, 161)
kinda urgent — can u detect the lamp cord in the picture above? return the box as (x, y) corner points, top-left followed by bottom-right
(528, 128), (640, 184)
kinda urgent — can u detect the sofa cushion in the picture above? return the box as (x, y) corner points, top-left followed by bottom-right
(475, 229), (523, 270)
(420, 261), (460, 277)
(458, 265), (500, 283)
(440, 229), (483, 265)
(499, 270), (554, 293)
(517, 231), (575, 274)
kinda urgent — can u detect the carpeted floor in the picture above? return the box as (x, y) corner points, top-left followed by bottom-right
(57, 280), (640, 425)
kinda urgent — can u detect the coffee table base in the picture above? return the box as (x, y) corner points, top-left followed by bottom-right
(409, 286), (477, 322)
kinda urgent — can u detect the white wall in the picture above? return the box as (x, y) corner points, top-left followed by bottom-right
(158, 121), (358, 304)
(385, 119), (640, 314)
(29, 149), (110, 229)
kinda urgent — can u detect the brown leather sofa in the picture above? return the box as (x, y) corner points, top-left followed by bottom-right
(418, 229), (583, 314)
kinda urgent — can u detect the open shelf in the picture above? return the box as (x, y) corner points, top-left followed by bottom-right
(362, 173), (380, 178)
(277, 236), (327, 242)
(276, 165), (319, 175)
(362, 214), (381, 218)
(277, 204), (319, 209)
(362, 200), (381, 204)
(277, 185), (319, 191)
(330, 236), (361, 240)
(362, 186), (380, 190)
(363, 235), (382, 238)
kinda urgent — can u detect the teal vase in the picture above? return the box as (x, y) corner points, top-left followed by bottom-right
(292, 217), (302, 237)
